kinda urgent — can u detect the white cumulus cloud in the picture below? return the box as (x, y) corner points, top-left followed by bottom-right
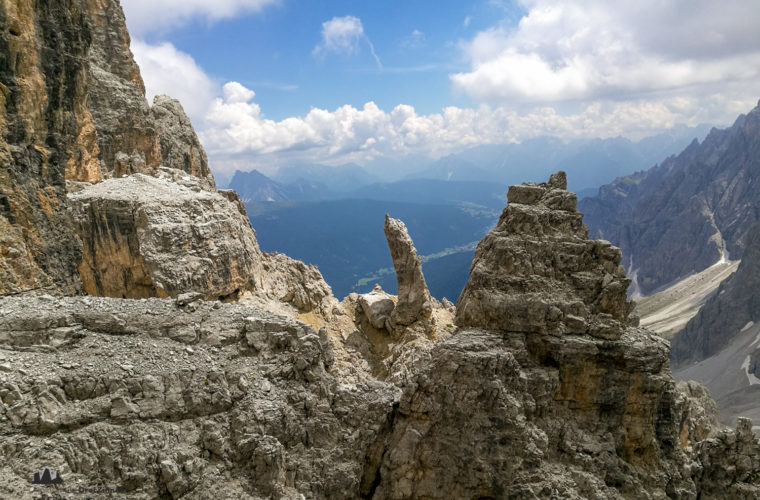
(130, 40), (217, 118)
(121, 0), (279, 36)
(128, 6), (760, 178)
(313, 16), (365, 56)
(451, 0), (760, 104)
(313, 15), (382, 69)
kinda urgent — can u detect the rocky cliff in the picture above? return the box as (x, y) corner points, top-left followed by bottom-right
(69, 171), (261, 300)
(580, 102), (760, 295)
(457, 171), (635, 339)
(0, 0), (214, 296)
(1, 1), (759, 498)
(669, 222), (760, 428)
(3, 173), (759, 499)
(673, 221), (760, 366)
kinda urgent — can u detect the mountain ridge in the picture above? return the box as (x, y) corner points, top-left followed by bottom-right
(580, 101), (760, 295)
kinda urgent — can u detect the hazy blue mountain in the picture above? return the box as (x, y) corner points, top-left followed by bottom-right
(229, 170), (293, 202)
(273, 163), (380, 193)
(226, 125), (712, 203)
(247, 199), (497, 300)
(346, 179), (506, 210)
(404, 155), (494, 182)
(362, 154), (435, 182)
(229, 169), (326, 202)
(450, 125), (712, 192)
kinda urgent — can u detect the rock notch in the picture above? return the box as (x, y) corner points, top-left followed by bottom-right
(456, 171), (636, 339)
(384, 214), (432, 327)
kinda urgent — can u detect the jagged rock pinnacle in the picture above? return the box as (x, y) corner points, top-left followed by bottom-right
(384, 214), (432, 327)
(455, 171), (636, 338)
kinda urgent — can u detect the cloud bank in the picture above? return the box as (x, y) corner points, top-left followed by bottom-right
(130, 2), (760, 175)
(451, 0), (760, 103)
(121, 0), (279, 36)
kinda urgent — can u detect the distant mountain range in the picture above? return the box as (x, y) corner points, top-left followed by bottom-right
(581, 101), (760, 296)
(230, 124), (713, 305)
(226, 125), (712, 204)
(580, 99), (760, 429)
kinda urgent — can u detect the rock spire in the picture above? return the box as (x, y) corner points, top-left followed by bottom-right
(384, 214), (432, 327)
(456, 171), (636, 339)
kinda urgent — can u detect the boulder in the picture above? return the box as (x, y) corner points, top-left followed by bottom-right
(358, 286), (395, 330)
(69, 174), (262, 300)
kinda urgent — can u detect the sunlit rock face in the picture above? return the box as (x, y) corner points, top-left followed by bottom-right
(384, 214), (433, 329)
(0, 0), (213, 295)
(69, 172), (263, 300)
(456, 171), (636, 339)
(1, 2), (759, 498)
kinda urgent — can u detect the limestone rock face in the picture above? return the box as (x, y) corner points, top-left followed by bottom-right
(384, 214), (432, 327)
(365, 326), (760, 499)
(83, 0), (161, 180)
(0, 0), (229, 296)
(69, 173), (262, 300)
(358, 285), (396, 330)
(0, 295), (398, 499)
(150, 95), (214, 190)
(258, 252), (333, 313)
(673, 220), (760, 366)
(456, 171), (635, 339)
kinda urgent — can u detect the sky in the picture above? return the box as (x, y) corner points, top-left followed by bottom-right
(121, 0), (760, 177)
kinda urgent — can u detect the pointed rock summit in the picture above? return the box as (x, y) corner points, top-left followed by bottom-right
(384, 214), (432, 327)
(456, 171), (635, 339)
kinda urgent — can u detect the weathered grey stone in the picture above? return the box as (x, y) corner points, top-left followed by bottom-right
(258, 252), (333, 313)
(358, 286), (395, 330)
(0, 295), (399, 499)
(150, 95), (215, 190)
(69, 174), (263, 300)
(456, 171), (635, 339)
(1, 3), (759, 499)
(384, 215), (432, 328)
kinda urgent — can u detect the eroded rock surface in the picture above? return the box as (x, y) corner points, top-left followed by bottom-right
(257, 252), (334, 314)
(0, 0), (228, 295)
(0, 295), (399, 500)
(69, 173), (263, 300)
(673, 221), (760, 366)
(150, 95), (214, 190)
(581, 100), (760, 295)
(359, 285), (396, 331)
(456, 171), (636, 339)
(2, 2), (760, 498)
(384, 215), (432, 328)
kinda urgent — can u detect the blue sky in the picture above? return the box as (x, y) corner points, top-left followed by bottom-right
(145, 1), (518, 119)
(121, 0), (760, 176)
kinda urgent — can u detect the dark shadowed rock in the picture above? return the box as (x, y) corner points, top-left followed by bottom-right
(672, 221), (760, 366)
